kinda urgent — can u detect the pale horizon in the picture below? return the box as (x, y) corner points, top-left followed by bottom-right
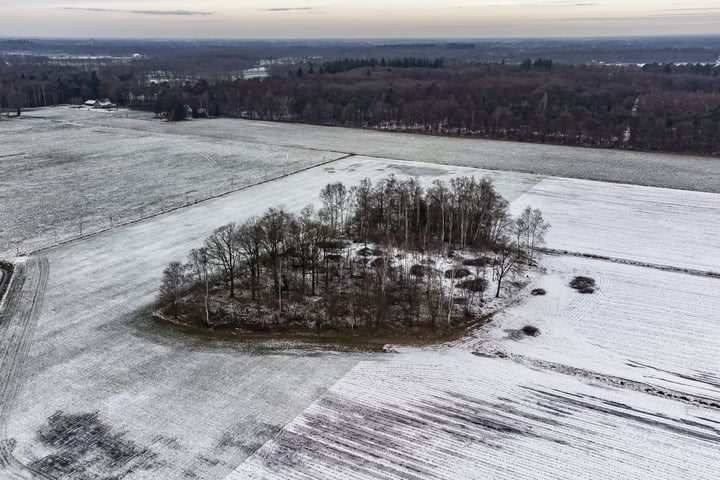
(3, 1), (720, 39)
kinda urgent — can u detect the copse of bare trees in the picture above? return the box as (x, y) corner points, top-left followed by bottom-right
(156, 175), (549, 332)
(347, 175), (510, 251)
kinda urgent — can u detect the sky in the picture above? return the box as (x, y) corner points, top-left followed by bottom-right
(3, 1), (720, 39)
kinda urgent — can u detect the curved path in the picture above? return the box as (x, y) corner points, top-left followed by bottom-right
(0, 257), (51, 479)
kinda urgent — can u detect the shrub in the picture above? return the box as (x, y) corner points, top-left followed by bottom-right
(444, 268), (472, 279)
(570, 276), (596, 294)
(462, 257), (491, 267)
(410, 264), (425, 277)
(458, 278), (487, 292)
(521, 325), (540, 336)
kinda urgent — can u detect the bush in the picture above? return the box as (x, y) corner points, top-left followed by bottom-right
(462, 257), (491, 267)
(458, 278), (487, 292)
(570, 276), (596, 294)
(410, 264), (425, 277)
(521, 325), (539, 336)
(444, 268), (472, 279)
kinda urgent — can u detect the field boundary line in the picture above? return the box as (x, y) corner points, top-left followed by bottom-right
(28, 154), (355, 256)
(539, 248), (720, 279)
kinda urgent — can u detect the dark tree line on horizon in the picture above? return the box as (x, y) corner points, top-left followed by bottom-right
(3, 57), (719, 154)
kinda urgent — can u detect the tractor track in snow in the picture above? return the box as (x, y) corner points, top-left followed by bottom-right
(0, 257), (53, 479)
(472, 350), (720, 412)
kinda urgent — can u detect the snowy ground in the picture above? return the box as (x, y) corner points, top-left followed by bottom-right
(229, 351), (720, 480)
(471, 255), (720, 403)
(21, 106), (720, 194)
(0, 108), (344, 257)
(510, 177), (720, 273)
(1, 110), (719, 478)
(1, 157), (542, 479)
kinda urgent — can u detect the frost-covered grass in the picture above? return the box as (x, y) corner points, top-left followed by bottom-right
(0, 108), (344, 257)
(510, 177), (720, 272)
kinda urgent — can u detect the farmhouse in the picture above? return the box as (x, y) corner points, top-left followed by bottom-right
(83, 98), (116, 109)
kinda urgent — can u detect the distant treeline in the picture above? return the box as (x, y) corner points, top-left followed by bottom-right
(2, 57), (720, 154)
(321, 57), (444, 74)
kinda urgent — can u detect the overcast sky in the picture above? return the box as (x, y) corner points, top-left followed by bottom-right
(3, 1), (720, 39)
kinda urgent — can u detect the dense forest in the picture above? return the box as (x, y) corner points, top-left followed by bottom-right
(155, 175), (548, 335)
(2, 53), (719, 154)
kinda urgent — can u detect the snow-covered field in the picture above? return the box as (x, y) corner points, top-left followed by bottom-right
(510, 177), (720, 273)
(230, 351), (720, 480)
(21, 106), (720, 194)
(1, 108), (719, 479)
(473, 255), (720, 403)
(0, 108), (344, 257)
(1, 157), (542, 479)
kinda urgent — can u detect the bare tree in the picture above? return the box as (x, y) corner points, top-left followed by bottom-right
(319, 182), (348, 234)
(514, 207), (530, 251)
(492, 241), (524, 298)
(158, 261), (186, 319)
(349, 179), (372, 244)
(205, 223), (240, 298)
(187, 248), (211, 326)
(236, 217), (264, 301)
(259, 208), (291, 312)
(514, 206), (550, 266)
(526, 208), (550, 266)
(288, 205), (318, 294)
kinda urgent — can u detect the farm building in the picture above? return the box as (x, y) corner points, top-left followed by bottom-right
(83, 98), (116, 109)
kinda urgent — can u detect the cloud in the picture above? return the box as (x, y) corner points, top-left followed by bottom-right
(60, 7), (213, 16)
(260, 7), (315, 12)
(660, 7), (720, 12)
(480, 1), (595, 7)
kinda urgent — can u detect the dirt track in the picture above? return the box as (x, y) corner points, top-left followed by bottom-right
(0, 258), (51, 479)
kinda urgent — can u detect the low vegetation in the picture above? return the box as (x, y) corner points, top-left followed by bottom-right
(570, 276), (596, 294)
(155, 175), (549, 341)
(521, 325), (540, 336)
